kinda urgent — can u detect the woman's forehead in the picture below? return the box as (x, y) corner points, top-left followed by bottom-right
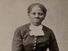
(31, 6), (43, 11)
(31, 5), (43, 10)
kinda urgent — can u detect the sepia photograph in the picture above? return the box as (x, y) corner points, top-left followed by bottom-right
(0, 0), (68, 51)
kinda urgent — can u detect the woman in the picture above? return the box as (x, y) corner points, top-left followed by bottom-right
(12, 3), (59, 51)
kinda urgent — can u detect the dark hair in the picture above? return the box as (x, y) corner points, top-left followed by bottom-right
(28, 3), (47, 14)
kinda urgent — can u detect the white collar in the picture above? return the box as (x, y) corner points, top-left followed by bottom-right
(30, 24), (42, 30)
(29, 24), (44, 36)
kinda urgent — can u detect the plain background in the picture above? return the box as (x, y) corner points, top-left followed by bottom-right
(0, 0), (68, 51)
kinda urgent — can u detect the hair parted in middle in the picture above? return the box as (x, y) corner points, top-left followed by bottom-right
(28, 3), (47, 14)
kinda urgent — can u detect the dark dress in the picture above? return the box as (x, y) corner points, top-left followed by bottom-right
(12, 23), (59, 51)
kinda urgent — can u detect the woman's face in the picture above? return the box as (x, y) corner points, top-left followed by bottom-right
(28, 6), (45, 26)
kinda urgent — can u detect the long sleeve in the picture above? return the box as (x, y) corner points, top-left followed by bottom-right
(12, 28), (25, 51)
(49, 31), (59, 51)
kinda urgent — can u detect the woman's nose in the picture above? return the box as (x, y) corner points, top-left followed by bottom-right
(35, 14), (39, 18)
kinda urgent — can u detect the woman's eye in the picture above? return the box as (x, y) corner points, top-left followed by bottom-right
(38, 13), (44, 15)
(32, 13), (36, 15)
(31, 12), (44, 16)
